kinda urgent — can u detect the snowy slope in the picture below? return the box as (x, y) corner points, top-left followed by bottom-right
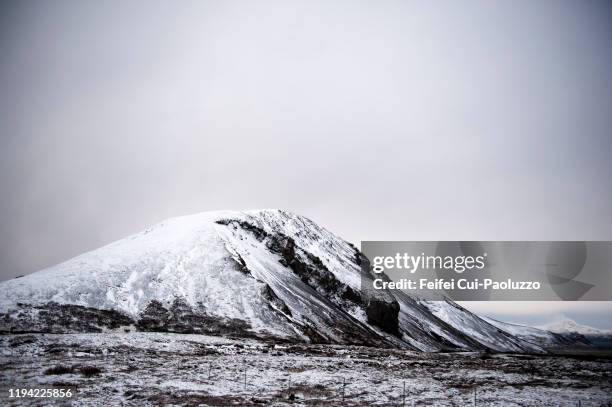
(0, 210), (299, 338)
(419, 300), (544, 353)
(0, 209), (576, 353)
(482, 317), (578, 348)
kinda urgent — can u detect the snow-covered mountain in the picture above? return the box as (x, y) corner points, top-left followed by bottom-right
(0, 209), (579, 353)
(538, 318), (612, 336)
(533, 318), (612, 348)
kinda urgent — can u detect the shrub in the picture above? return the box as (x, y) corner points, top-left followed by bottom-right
(44, 365), (73, 375)
(80, 366), (102, 377)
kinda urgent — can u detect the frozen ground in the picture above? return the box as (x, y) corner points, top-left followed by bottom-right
(1, 333), (611, 406)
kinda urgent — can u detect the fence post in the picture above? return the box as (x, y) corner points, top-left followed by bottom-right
(403, 381), (406, 407)
(473, 388), (476, 407)
(342, 377), (346, 402)
(243, 359), (247, 390)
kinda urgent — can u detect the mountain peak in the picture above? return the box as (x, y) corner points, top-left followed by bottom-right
(538, 318), (612, 336)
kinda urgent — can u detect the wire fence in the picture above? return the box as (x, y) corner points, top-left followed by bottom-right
(173, 359), (611, 406)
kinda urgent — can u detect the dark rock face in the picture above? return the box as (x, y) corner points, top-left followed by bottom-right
(216, 218), (267, 240)
(0, 299), (256, 338)
(365, 299), (400, 337)
(217, 218), (364, 310)
(231, 252), (252, 276)
(347, 242), (365, 266)
(136, 298), (253, 336)
(0, 302), (134, 334)
(135, 300), (171, 332)
(261, 284), (292, 317)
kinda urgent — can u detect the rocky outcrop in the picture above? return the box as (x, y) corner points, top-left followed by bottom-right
(365, 298), (400, 336)
(0, 302), (134, 333)
(136, 299), (252, 336)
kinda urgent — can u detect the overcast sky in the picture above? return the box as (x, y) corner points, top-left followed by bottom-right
(1, 0), (611, 327)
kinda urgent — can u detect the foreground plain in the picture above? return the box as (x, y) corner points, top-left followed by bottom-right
(1, 333), (611, 406)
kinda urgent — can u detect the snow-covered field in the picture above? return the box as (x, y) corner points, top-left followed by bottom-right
(1, 333), (611, 406)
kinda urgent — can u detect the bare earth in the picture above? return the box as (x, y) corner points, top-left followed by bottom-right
(1, 333), (611, 406)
